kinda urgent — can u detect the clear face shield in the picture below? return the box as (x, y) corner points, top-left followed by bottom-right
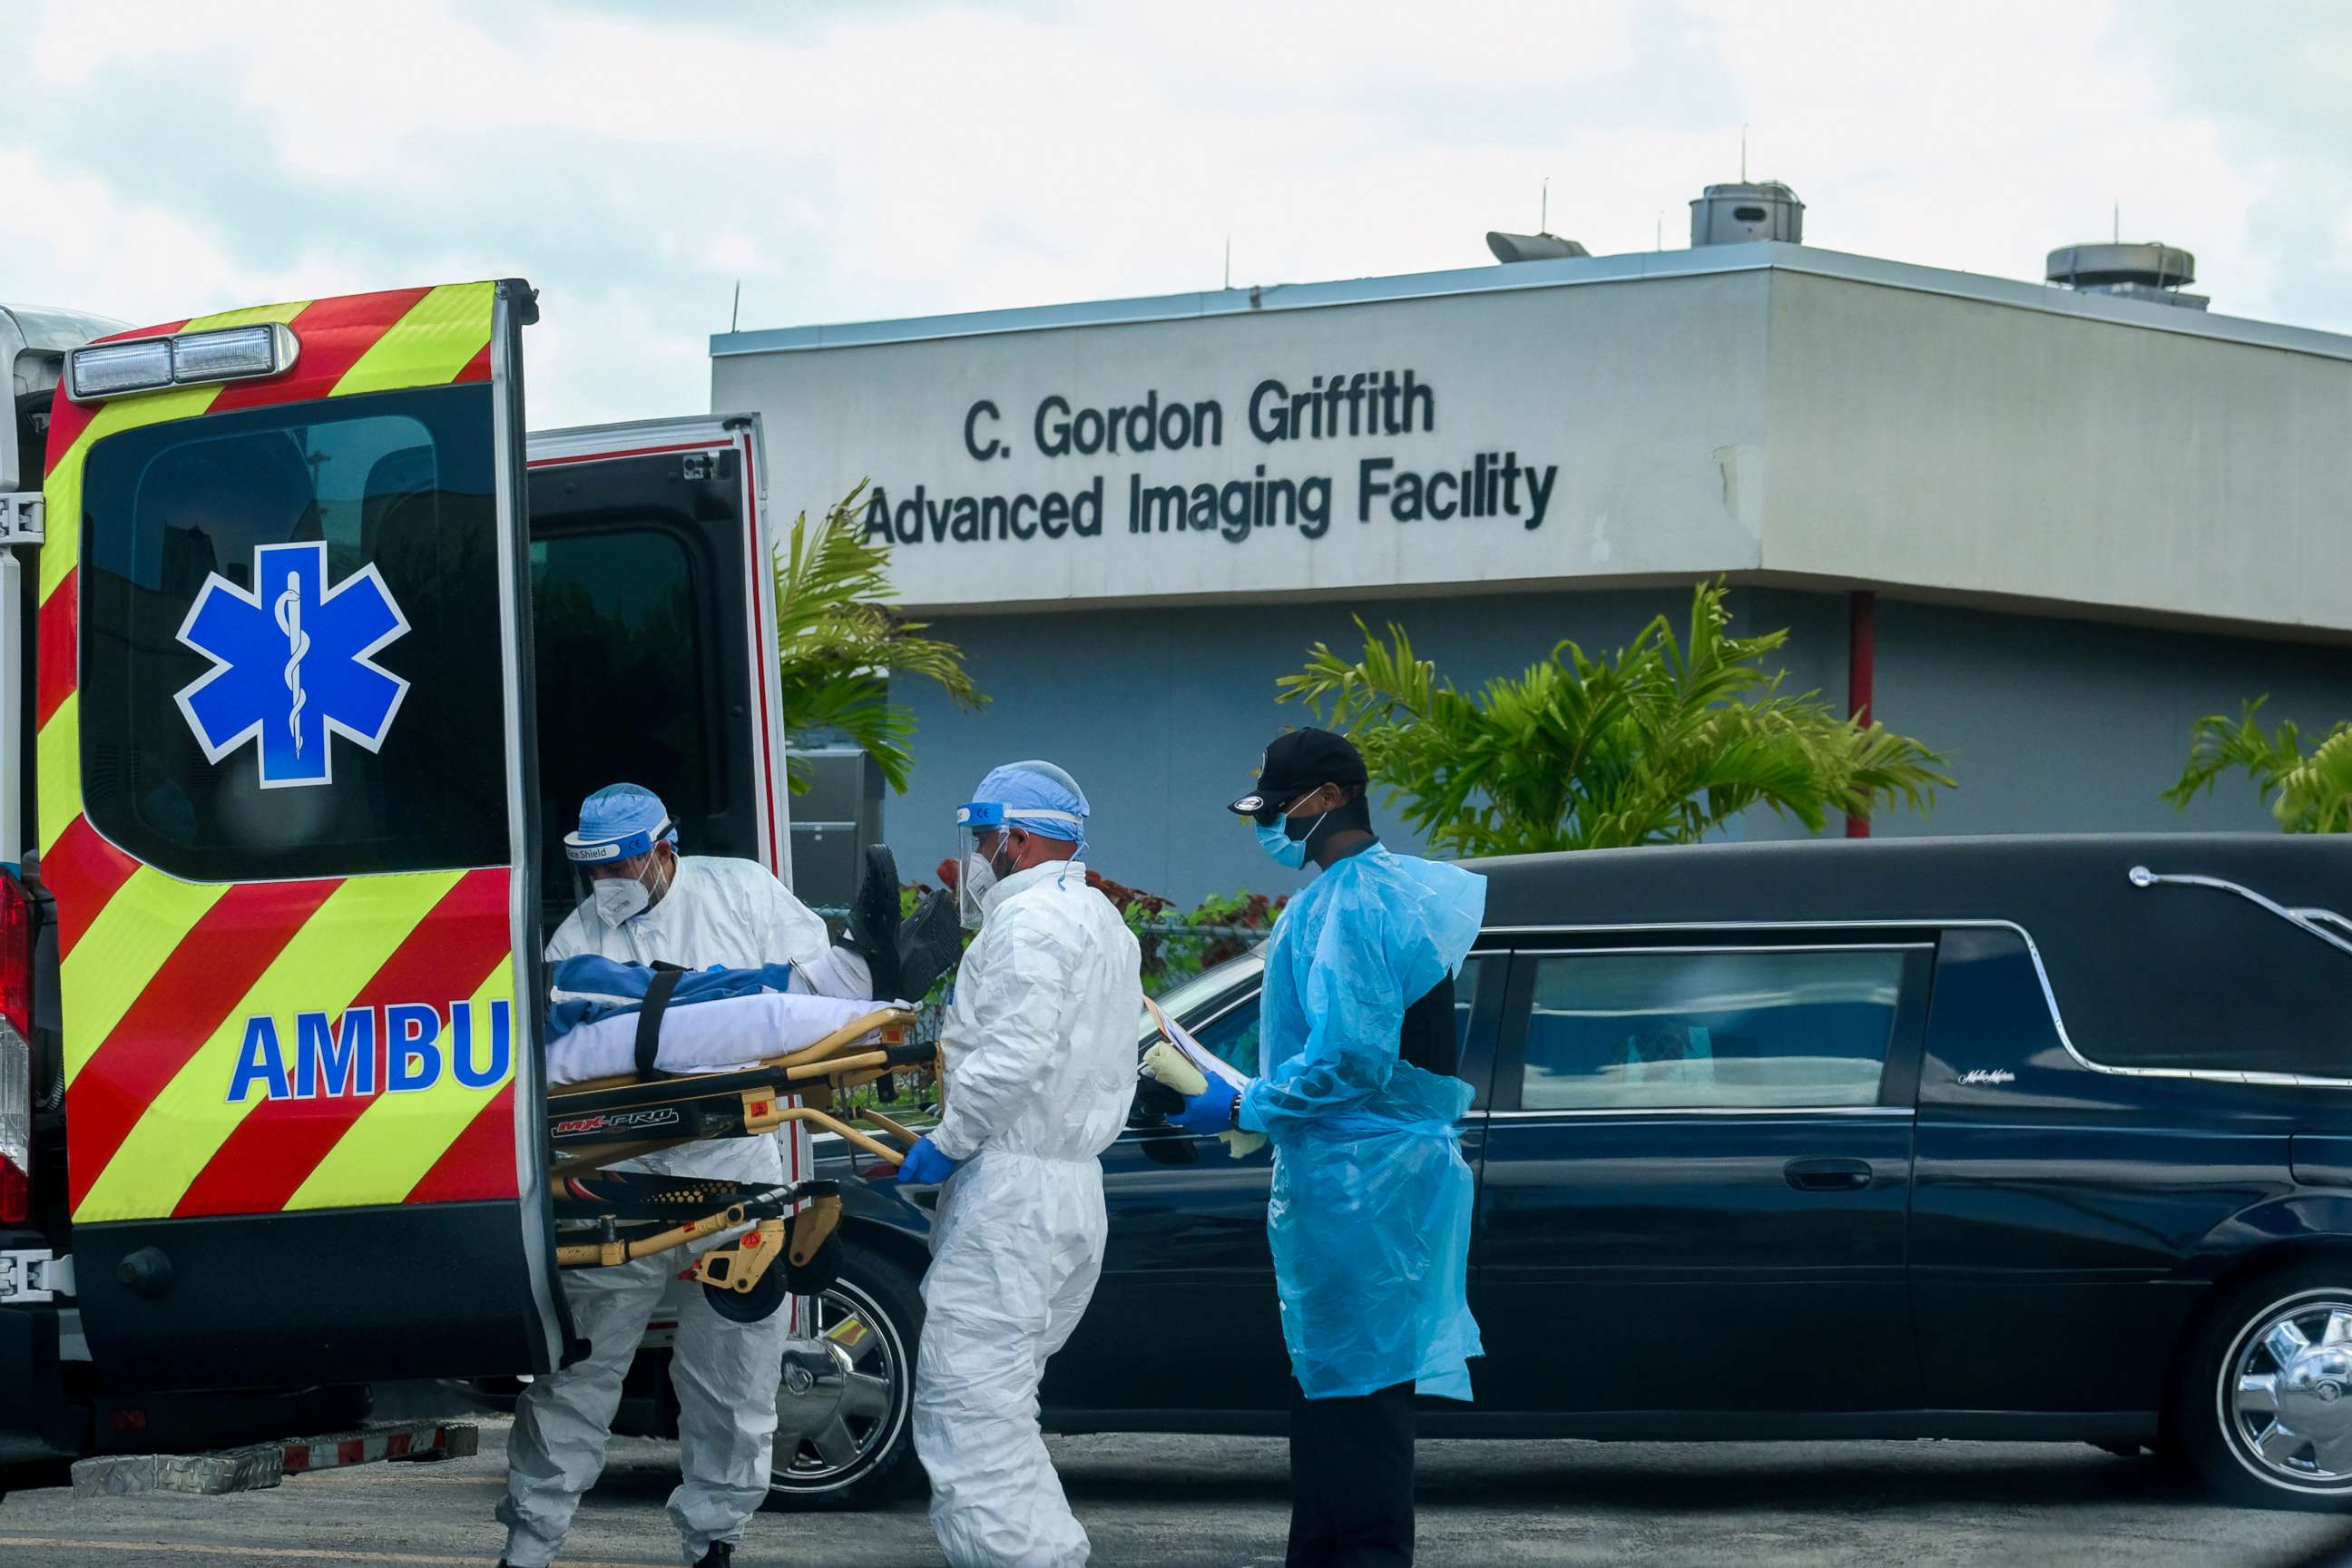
(563, 817), (677, 948)
(954, 799), (1088, 927)
(954, 802), (1013, 930)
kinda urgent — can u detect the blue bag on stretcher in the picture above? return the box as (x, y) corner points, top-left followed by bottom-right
(544, 955), (883, 1086)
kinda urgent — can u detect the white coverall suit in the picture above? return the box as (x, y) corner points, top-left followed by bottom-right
(915, 859), (1143, 1568)
(499, 856), (867, 1567)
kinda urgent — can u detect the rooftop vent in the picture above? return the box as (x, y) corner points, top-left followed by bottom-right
(1690, 181), (1803, 247)
(2045, 242), (2207, 310)
(1486, 231), (1591, 264)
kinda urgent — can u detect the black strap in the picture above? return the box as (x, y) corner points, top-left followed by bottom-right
(1398, 973), (1459, 1078)
(633, 967), (686, 1080)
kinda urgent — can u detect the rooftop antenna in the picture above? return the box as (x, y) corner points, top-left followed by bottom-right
(2112, 202), (2120, 243)
(1223, 236), (1231, 290)
(1541, 176), (1549, 233)
(730, 280), (741, 333)
(1741, 123), (1749, 181)
(1656, 211), (1662, 250)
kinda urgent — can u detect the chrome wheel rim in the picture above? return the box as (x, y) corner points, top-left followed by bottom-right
(770, 1276), (908, 1492)
(2227, 1294), (2352, 1489)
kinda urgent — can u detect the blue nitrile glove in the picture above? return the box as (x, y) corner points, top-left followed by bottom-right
(897, 1134), (962, 1186)
(1171, 1082), (1245, 1136)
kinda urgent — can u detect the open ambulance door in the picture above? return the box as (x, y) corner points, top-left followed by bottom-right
(41, 280), (569, 1389)
(524, 415), (792, 912)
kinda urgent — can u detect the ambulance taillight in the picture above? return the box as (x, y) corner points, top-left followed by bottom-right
(0, 875), (32, 1225)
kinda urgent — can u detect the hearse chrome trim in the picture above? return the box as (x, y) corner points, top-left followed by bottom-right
(1477, 918), (2352, 1091)
(1485, 1105), (1916, 1121)
(1519, 941), (1934, 957)
(2127, 867), (2352, 963)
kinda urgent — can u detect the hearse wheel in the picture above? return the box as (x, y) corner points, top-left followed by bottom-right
(762, 1241), (925, 1513)
(2178, 1262), (2352, 1511)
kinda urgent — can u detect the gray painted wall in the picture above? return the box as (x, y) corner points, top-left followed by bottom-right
(1867, 599), (2351, 838)
(877, 587), (2351, 906)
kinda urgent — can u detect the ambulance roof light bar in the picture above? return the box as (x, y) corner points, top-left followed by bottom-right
(65, 323), (300, 404)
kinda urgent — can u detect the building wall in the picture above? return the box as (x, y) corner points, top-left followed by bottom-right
(725, 247), (2352, 904)
(881, 587), (2352, 906)
(718, 245), (2352, 636)
(1867, 598), (2352, 838)
(717, 266), (1776, 611)
(1763, 269), (2352, 634)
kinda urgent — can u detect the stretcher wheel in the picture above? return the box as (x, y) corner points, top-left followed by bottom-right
(704, 1261), (789, 1324)
(783, 1231), (844, 1298)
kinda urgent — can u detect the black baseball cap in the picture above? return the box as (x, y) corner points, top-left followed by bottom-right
(1228, 728), (1369, 820)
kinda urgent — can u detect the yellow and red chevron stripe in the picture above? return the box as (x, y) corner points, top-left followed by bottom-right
(38, 282), (520, 1226)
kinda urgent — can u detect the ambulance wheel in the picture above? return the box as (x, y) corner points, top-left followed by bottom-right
(764, 1240), (925, 1512)
(783, 1231), (844, 1297)
(702, 1260), (789, 1325)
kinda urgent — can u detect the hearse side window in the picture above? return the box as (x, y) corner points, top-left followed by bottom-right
(77, 386), (507, 881)
(1187, 994), (1262, 1077)
(1519, 948), (1905, 1111)
(1177, 954), (1487, 1081)
(2046, 886), (2352, 1079)
(1453, 956), (1485, 1057)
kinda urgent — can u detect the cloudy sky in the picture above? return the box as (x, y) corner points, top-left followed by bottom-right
(9, 1), (2348, 428)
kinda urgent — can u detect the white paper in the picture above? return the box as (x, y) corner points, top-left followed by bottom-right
(1142, 997), (1250, 1093)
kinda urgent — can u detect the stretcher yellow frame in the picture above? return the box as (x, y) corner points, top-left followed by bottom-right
(543, 1006), (937, 1305)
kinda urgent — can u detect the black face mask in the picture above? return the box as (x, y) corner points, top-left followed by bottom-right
(1285, 793), (1372, 858)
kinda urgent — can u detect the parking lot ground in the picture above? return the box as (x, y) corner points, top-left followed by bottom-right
(8, 1418), (2352, 1566)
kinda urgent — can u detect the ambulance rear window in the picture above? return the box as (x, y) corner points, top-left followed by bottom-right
(76, 385), (509, 881)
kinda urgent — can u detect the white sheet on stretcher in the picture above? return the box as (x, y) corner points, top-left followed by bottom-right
(547, 992), (885, 1086)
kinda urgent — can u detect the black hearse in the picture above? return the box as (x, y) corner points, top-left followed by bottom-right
(766, 833), (2352, 1512)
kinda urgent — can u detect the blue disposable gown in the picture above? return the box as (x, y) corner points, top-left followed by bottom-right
(1239, 844), (1487, 1401)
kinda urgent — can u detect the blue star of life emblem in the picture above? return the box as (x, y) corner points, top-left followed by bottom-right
(174, 541), (411, 789)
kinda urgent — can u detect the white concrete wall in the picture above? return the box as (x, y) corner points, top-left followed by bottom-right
(713, 270), (1769, 613)
(716, 247), (2352, 638)
(1762, 270), (2352, 634)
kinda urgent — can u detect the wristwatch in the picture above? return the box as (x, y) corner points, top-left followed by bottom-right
(1227, 1091), (1243, 1128)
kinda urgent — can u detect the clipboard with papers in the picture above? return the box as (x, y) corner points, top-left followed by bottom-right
(1141, 996), (1267, 1159)
(1142, 996), (1251, 1092)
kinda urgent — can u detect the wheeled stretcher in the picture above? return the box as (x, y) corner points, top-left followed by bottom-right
(544, 1000), (939, 1323)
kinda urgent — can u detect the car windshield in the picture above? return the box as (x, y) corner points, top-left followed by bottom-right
(1138, 945), (1267, 1042)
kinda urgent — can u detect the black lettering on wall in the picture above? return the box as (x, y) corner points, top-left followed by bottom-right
(964, 400), (1002, 461)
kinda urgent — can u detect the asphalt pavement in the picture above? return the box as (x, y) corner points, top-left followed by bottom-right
(7, 1419), (2352, 1566)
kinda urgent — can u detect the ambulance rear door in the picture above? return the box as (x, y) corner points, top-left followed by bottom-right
(524, 415), (792, 914)
(43, 280), (567, 1389)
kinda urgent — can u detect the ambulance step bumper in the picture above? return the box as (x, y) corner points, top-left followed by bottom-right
(68, 1418), (479, 1497)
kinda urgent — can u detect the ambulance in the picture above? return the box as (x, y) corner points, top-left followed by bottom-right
(0, 282), (827, 1485)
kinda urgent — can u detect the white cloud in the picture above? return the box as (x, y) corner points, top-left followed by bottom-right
(0, 147), (267, 321)
(6, 0), (2350, 426)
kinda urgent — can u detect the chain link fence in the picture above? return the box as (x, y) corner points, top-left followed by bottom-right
(812, 911), (1270, 1042)
(807, 911), (1272, 1129)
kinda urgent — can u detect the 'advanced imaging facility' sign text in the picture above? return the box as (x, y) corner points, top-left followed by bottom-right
(868, 369), (1560, 549)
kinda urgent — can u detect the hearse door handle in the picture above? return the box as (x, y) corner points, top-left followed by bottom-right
(1784, 1158), (1874, 1192)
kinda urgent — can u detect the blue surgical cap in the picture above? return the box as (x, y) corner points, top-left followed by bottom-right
(566, 782), (680, 862)
(966, 760), (1089, 841)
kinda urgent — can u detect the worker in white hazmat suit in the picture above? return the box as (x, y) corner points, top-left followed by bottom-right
(498, 782), (956, 1568)
(897, 761), (1142, 1568)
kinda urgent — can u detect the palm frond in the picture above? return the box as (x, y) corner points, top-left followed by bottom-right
(773, 488), (985, 794)
(2273, 725), (2352, 834)
(1279, 578), (1952, 855)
